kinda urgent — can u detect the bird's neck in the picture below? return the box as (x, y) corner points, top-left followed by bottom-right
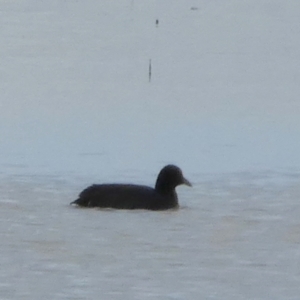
(155, 181), (176, 195)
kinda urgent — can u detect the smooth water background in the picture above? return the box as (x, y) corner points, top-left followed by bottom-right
(1, 1), (300, 299)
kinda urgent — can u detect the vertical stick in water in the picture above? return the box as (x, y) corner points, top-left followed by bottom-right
(149, 59), (152, 82)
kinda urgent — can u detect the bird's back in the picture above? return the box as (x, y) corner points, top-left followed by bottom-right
(72, 184), (178, 210)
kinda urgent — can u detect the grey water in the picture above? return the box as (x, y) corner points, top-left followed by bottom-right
(1, 166), (300, 299)
(1, 0), (300, 299)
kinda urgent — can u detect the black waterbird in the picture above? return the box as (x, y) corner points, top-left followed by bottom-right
(70, 165), (192, 210)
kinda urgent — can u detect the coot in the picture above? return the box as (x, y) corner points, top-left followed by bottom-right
(70, 165), (191, 210)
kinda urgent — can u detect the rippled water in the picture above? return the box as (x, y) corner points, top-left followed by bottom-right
(1, 0), (300, 299)
(1, 164), (300, 299)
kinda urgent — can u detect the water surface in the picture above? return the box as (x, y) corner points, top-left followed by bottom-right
(1, 0), (300, 299)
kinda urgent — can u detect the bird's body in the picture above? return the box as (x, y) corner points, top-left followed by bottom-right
(71, 165), (191, 210)
(74, 184), (178, 210)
